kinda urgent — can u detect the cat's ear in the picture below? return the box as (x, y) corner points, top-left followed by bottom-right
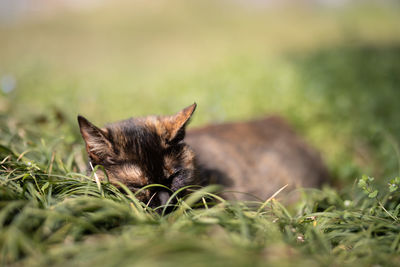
(163, 103), (196, 144)
(77, 115), (113, 163)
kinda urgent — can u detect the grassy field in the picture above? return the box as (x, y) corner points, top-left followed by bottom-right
(1, 1), (400, 266)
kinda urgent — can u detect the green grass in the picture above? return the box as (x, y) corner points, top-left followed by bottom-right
(1, 1), (400, 266)
(1, 114), (400, 266)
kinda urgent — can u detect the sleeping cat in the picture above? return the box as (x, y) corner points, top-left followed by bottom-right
(78, 103), (329, 207)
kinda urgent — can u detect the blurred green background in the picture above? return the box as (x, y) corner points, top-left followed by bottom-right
(1, 0), (400, 184)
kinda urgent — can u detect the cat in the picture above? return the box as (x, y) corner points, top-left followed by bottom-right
(78, 103), (329, 207)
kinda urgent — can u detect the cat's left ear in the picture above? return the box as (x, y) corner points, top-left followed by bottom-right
(163, 103), (196, 144)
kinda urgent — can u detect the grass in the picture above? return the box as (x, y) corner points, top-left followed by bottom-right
(1, 115), (400, 266)
(1, 1), (400, 266)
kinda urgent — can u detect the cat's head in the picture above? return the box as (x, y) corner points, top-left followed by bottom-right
(77, 103), (197, 207)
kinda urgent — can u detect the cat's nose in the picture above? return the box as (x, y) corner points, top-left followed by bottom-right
(158, 191), (171, 206)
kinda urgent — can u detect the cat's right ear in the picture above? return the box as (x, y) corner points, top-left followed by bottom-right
(163, 103), (196, 145)
(77, 115), (113, 163)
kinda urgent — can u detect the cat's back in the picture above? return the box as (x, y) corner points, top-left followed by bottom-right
(185, 116), (329, 200)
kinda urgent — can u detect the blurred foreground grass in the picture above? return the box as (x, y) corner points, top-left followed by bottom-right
(1, 1), (400, 266)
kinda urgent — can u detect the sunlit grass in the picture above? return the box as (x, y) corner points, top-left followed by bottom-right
(1, 117), (400, 266)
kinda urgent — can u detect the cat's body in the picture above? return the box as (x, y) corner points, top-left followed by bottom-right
(78, 103), (329, 207)
(186, 116), (328, 201)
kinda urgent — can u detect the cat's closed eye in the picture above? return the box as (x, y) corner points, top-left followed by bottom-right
(168, 169), (182, 180)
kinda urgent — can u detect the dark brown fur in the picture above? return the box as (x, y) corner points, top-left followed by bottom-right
(186, 116), (329, 201)
(78, 103), (329, 206)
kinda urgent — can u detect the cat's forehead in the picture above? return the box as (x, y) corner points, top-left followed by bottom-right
(104, 117), (159, 154)
(103, 116), (169, 178)
(107, 116), (160, 132)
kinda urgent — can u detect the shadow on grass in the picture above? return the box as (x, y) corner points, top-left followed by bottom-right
(290, 45), (400, 181)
